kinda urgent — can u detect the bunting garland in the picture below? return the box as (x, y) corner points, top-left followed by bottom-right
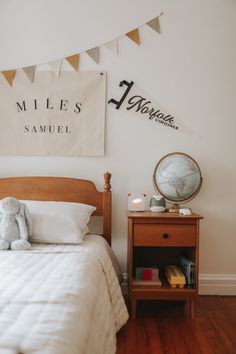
(0, 12), (163, 86)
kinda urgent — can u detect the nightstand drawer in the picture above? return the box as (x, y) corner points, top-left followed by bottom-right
(133, 224), (196, 246)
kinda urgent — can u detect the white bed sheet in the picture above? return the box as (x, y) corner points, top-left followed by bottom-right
(0, 235), (128, 354)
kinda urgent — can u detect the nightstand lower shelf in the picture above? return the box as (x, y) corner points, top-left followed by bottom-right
(130, 280), (196, 318)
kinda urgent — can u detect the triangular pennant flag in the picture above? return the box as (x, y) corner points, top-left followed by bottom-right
(66, 54), (80, 70)
(86, 47), (100, 64)
(105, 39), (118, 56)
(109, 79), (200, 139)
(2, 70), (16, 86)
(126, 28), (140, 45)
(23, 66), (36, 82)
(49, 60), (62, 76)
(147, 12), (164, 33)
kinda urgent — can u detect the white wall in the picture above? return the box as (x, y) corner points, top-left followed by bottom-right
(1, 0), (236, 293)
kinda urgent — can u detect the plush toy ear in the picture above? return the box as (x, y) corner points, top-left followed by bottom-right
(20, 203), (33, 236)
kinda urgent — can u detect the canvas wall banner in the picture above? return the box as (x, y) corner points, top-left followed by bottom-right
(0, 71), (106, 156)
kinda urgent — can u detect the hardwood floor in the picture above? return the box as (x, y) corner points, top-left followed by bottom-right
(117, 296), (236, 354)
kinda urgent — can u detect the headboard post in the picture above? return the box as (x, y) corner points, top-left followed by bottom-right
(103, 172), (112, 245)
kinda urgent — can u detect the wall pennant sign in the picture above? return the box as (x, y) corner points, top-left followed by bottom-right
(0, 71), (106, 156)
(108, 80), (200, 139)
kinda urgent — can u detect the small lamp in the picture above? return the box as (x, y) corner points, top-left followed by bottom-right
(128, 193), (146, 212)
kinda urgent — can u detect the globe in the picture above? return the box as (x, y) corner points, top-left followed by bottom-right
(153, 152), (202, 211)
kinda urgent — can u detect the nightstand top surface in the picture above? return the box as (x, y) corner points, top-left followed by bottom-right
(127, 211), (203, 219)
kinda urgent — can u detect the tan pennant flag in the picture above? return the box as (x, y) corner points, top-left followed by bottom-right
(2, 70), (16, 86)
(105, 39), (118, 56)
(49, 60), (62, 76)
(66, 54), (80, 70)
(86, 47), (100, 64)
(23, 65), (36, 82)
(147, 12), (164, 33)
(126, 28), (140, 45)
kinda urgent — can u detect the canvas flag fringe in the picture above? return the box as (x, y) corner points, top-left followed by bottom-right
(108, 80), (200, 139)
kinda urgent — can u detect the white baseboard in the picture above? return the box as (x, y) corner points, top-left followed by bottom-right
(199, 274), (236, 295)
(122, 273), (236, 296)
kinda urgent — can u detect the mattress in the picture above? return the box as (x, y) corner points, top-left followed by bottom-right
(0, 235), (128, 354)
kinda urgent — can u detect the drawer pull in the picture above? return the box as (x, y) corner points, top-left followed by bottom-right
(162, 233), (169, 239)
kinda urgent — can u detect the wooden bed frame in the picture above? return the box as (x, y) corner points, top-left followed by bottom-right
(0, 172), (112, 245)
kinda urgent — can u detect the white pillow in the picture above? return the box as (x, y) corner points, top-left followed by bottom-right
(22, 200), (96, 244)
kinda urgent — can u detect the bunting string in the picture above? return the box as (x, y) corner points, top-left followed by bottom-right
(0, 12), (163, 86)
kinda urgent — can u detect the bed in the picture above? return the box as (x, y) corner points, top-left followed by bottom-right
(0, 172), (128, 354)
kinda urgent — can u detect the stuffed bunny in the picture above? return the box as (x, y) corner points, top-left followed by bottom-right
(0, 197), (32, 250)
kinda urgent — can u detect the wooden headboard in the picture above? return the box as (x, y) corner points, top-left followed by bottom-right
(0, 172), (112, 245)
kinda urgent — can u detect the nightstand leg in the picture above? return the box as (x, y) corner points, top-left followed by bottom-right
(130, 299), (137, 318)
(190, 300), (195, 319)
(186, 300), (195, 319)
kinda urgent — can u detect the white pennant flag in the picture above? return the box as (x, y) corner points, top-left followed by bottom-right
(23, 66), (36, 82)
(48, 60), (62, 76)
(108, 80), (200, 139)
(105, 39), (118, 56)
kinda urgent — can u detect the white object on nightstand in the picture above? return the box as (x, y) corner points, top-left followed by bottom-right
(179, 208), (192, 216)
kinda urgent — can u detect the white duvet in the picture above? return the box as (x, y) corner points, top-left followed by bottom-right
(0, 235), (128, 354)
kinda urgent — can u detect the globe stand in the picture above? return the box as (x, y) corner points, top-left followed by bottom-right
(168, 203), (180, 213)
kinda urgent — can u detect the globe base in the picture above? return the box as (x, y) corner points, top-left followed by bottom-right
(168, 203), (180, 213)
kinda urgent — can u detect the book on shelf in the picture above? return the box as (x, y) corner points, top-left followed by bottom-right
(133, 279), (162, 286)
(134, 267), (161, 285)
(179, 254), (195, 288)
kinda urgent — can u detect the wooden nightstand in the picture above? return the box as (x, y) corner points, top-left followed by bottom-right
(127, 211), (203, 318)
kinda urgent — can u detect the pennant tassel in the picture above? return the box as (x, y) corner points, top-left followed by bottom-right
(2, 70), (16, 86)
(126, 28), (140, 45)
(66, 54), (80, 70)
(86, 47), (100, 64)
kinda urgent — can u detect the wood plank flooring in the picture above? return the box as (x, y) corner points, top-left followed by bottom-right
(117, 296), (236, 354)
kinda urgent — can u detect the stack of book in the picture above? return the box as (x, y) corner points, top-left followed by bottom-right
(133, 267), (162, 285)
(179, 254), (195, 288)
